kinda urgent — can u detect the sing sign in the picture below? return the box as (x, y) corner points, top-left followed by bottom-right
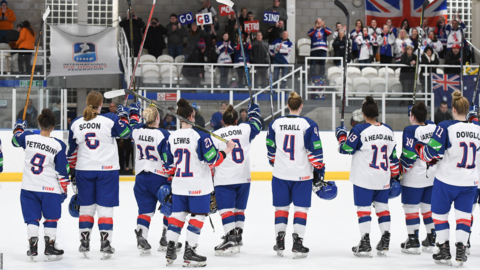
(219, 5), (235, 16)
(178, 12), (194, 25)
(196, 12), (213, 25)
(244, 21), (260, 32)
(263, 12), (279, 23)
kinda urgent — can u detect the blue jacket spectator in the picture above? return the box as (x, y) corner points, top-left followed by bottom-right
(269, 31), (292, 88)
(377, 25), (396, 64)
(307, 18), (331, 79)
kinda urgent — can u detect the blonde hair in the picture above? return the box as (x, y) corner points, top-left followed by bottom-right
(143, 106), (159, 125)
(398, 29), (407, 40)
(288, 92), (303, 111)
(83, 91), (103, 121)
(451, 91), (469, 115)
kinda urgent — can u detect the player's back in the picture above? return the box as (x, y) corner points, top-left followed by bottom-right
(168, 128), (213, 196)
(213, 124), (253, 185)
(132, 124), (170, 176)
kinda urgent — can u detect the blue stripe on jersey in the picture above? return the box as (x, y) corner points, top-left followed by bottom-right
(378, 216), (391, 224)
(435, 222), (449, 231)
(293, 217), (307, 226)
(457, 223), (471, 233)
(275, 216), (288, 225)
(406, 218), (420, 226)
(168, 224), (182, 234)
(358, 216), (372, 224)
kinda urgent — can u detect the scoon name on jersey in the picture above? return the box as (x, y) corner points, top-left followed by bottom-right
(279, 124), (300, 131)
(173, 137), (190, 144)
(138, 135), (154, 142)
(456, 131), (480, 139)
(78, 122), (101, 130)
(364, 134), (394, 142)
(27, 141), (58, 155)
(219, 129), (242, 138)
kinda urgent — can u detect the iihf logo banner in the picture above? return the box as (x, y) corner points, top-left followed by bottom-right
(49, 25), (121, 77)
(365, 0), (447, 28)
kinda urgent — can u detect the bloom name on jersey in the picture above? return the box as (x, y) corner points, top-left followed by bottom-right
(102, 166), (113, 170)
(279, 124), (300, 131)
(219, 129), (242, 138)
(421, 132), (433, 141)
(138, 135), (154, 142)
(173, 137), (190, 144)
(364, 133), (394, 142)
(189, 190), (201, 195)
(78, 122), (101, 130)
(456, 131), (480, 139)
(26, 141), (58, 155)
(43, 186), (54, 191)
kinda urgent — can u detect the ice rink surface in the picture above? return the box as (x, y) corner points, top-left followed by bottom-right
(0, 180), (479, 270)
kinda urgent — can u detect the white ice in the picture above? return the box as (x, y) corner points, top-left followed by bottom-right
(0, 181), (479, 270)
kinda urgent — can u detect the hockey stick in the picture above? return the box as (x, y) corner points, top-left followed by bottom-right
(104, 89), (229, 143)
(267, 46), (275, 120)
(459, 16), (465, 95)
(217, 0), (253, 104)
(334, 0), (349, 127)
(472, 60), (480, 106)
(127, 0), (136, 102)
(22, 6), (50, 121)
(123, 0), (156, 106)
(412, 0), (429, 105)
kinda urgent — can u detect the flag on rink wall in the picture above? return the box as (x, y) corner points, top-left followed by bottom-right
(49, 25), (122, 77)
(365, 0), (447, 27)
(432, 73), (478, 108)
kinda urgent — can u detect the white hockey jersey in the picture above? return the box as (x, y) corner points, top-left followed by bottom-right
(68, 113), (132, 171)
(132, 124), (170, 176)
(401, 124), (437, 188)
(267, 115), (324, 181)
(12, 131), (69, 194)
(213, 122), (261, 186)
(394, 38), (413, 60)
(339, 123), (399, 190)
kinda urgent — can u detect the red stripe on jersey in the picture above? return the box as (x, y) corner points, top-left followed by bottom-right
(44, 219), (59, 223)
(405, 213), (419, 220)
(221, 211), (234, 219)
(357, 211), (371, 218)
(422, 211), (432, 219)
(234, 212), (244, 216)
(79, 215), (94, 223)
(275, 210), (289, 218)
(138, 215), (151, 223)
(169, 218), (185, 228)
(433, 219), (448, 225)
(98, 217), (113, 225)
(376, 211), (390, 217)
(456, 219), (471, 226)
(294, 212), (307, 220)
(189, 219), (204, 229)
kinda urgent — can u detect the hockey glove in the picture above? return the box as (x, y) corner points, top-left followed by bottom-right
(415, 141), (438, 165)
(467, 105), (478, 122)
(335, 126), (347, 143)
(129, 101), (142, 124)
(247, 102), (262, 128)
(117, 104), (129, 123)
(13, 119), (27, 133)
(312, 167), (326, 190)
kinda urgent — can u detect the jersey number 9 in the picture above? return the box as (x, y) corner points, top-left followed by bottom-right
(30, 153), (46, 175)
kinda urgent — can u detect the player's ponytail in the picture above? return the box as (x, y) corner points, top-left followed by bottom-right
(37, 108), (56, 131)
(222, 104), (238, 126)
(362, 96), (379, 119)
(83, 91), (103, 121)
(411, 102), (427, 123)
(177, 98), (194, 120)
(287, 92), (303, 111)
(143, 106), (159, 126)
(451, 91), (469, 115)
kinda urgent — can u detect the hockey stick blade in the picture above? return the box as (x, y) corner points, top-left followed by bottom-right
(216, 0), (234, 8)
(152, 0), (156, 4)
(334, 0), (349, 17)
(104, 89), (126, 99)
(43, 6), (51, 21)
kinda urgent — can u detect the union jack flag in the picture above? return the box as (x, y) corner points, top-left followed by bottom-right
(365, 0), (447, 27)
(432, 73), (478, 108)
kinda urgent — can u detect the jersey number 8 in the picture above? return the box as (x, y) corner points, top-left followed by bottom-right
(231, 139), (244, 164)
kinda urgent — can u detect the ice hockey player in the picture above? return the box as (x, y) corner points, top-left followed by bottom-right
(336, 96), (399, 258)
(211, 103), (261, 255)
(12, 109), (69, 262)
(266, 92), (325, 259)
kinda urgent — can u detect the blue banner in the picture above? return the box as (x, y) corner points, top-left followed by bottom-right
(0, 80), (47, 87)
(433, 73), (478, 108)
(178, 12), (194, 25)
(263, 12), (279, 23)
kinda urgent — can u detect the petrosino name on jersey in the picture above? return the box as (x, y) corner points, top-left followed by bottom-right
(26, 141), (58, 155)
(364, 133), (394, 142)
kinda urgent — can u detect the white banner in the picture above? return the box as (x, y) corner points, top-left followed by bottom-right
(49, 25), (122, 77)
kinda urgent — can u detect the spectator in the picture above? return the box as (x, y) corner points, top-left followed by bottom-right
(15, 21), (35, 74)
(16, 99), (38, 128)
(205, 36), (218, 63)
(210, 102), (227, 130)
(0, 0), (16, 43)
(350, 109), (365, 128)
(332, 22), (343, 40)
(185, 23), (209, 59)
(422, 31), (443, 57)
(307, 18), (331, 79)
(250, 32), (270, 88)
(197, 0), (217, 34)
(400, 19), (411, 36)
(163, 114), (176, 130)
(444, 44), (464, 75)
(394, 29), (412, 63)
(182, 38), (206, 88)
(355, 26), (374, 69)
(238, 108), (248, 124)
(446, 14), (466, 50)
(434, 101), (453, 125)
(192, 102), (205, 128)
(215, 32), (234, 88)
(267, 20), (284, 44)
(368, 19), (381, 57)
(67, 117), (72, 130)
(434, 16), (447, 58)
(166, 14), (187, 58)
(332, 29), (347, 66)
(238, 7), (248, 27)
(418, 17), (433, 39)
(270, 31), (292, 88)
(119, 10), (145, 57)
(350, 20), (363, 60)
(265, 0), (288, 25)
(233, 34), (252, 88)
(243, 11), (257, 41)
(377, 24), (396, 64)
(399, 45), (416, 106)
(51, 99), (61, 129)
(420, 46), (439, 93)
(386, 18), (397, 37)
(143, 18), (167, 58)
(109, 102), (116, 113)
(410, 28), (419, 52)
(226, 13), (245, 44)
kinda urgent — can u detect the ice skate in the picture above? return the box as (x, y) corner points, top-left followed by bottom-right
(166, 241), (177, 266)
(433, 241), (452, 266)
(455, 242), (467, 267)
(292, 233), (309, 259)
(235, 227), (243, 253)
(400, 231), (421, 255)
(79, 231), (90, 258)
(135, 229), (151, 256)
(27, 237), (38, 262)
(273, 231), (286, 257)
(352, 233), (372, 258)
(465, 232), (471, 256)
(44, 236), (64, 262)
(183, 241), (207, 267)
(376, 231), (390, 257)
(422, 230), (436, 253)
(100, 232), (115, 260)
(159, 228), (182, 252)
(214, 230), (238, 256)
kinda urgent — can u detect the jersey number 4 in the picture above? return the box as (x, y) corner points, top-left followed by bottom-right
(174, 148), (194, 177)
(283, 135), (295, 160)
(370, 145), (389, 171)
(457, 142), (477, 169)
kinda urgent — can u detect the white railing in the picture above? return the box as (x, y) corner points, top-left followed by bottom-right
(0, 49), (48, 79)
